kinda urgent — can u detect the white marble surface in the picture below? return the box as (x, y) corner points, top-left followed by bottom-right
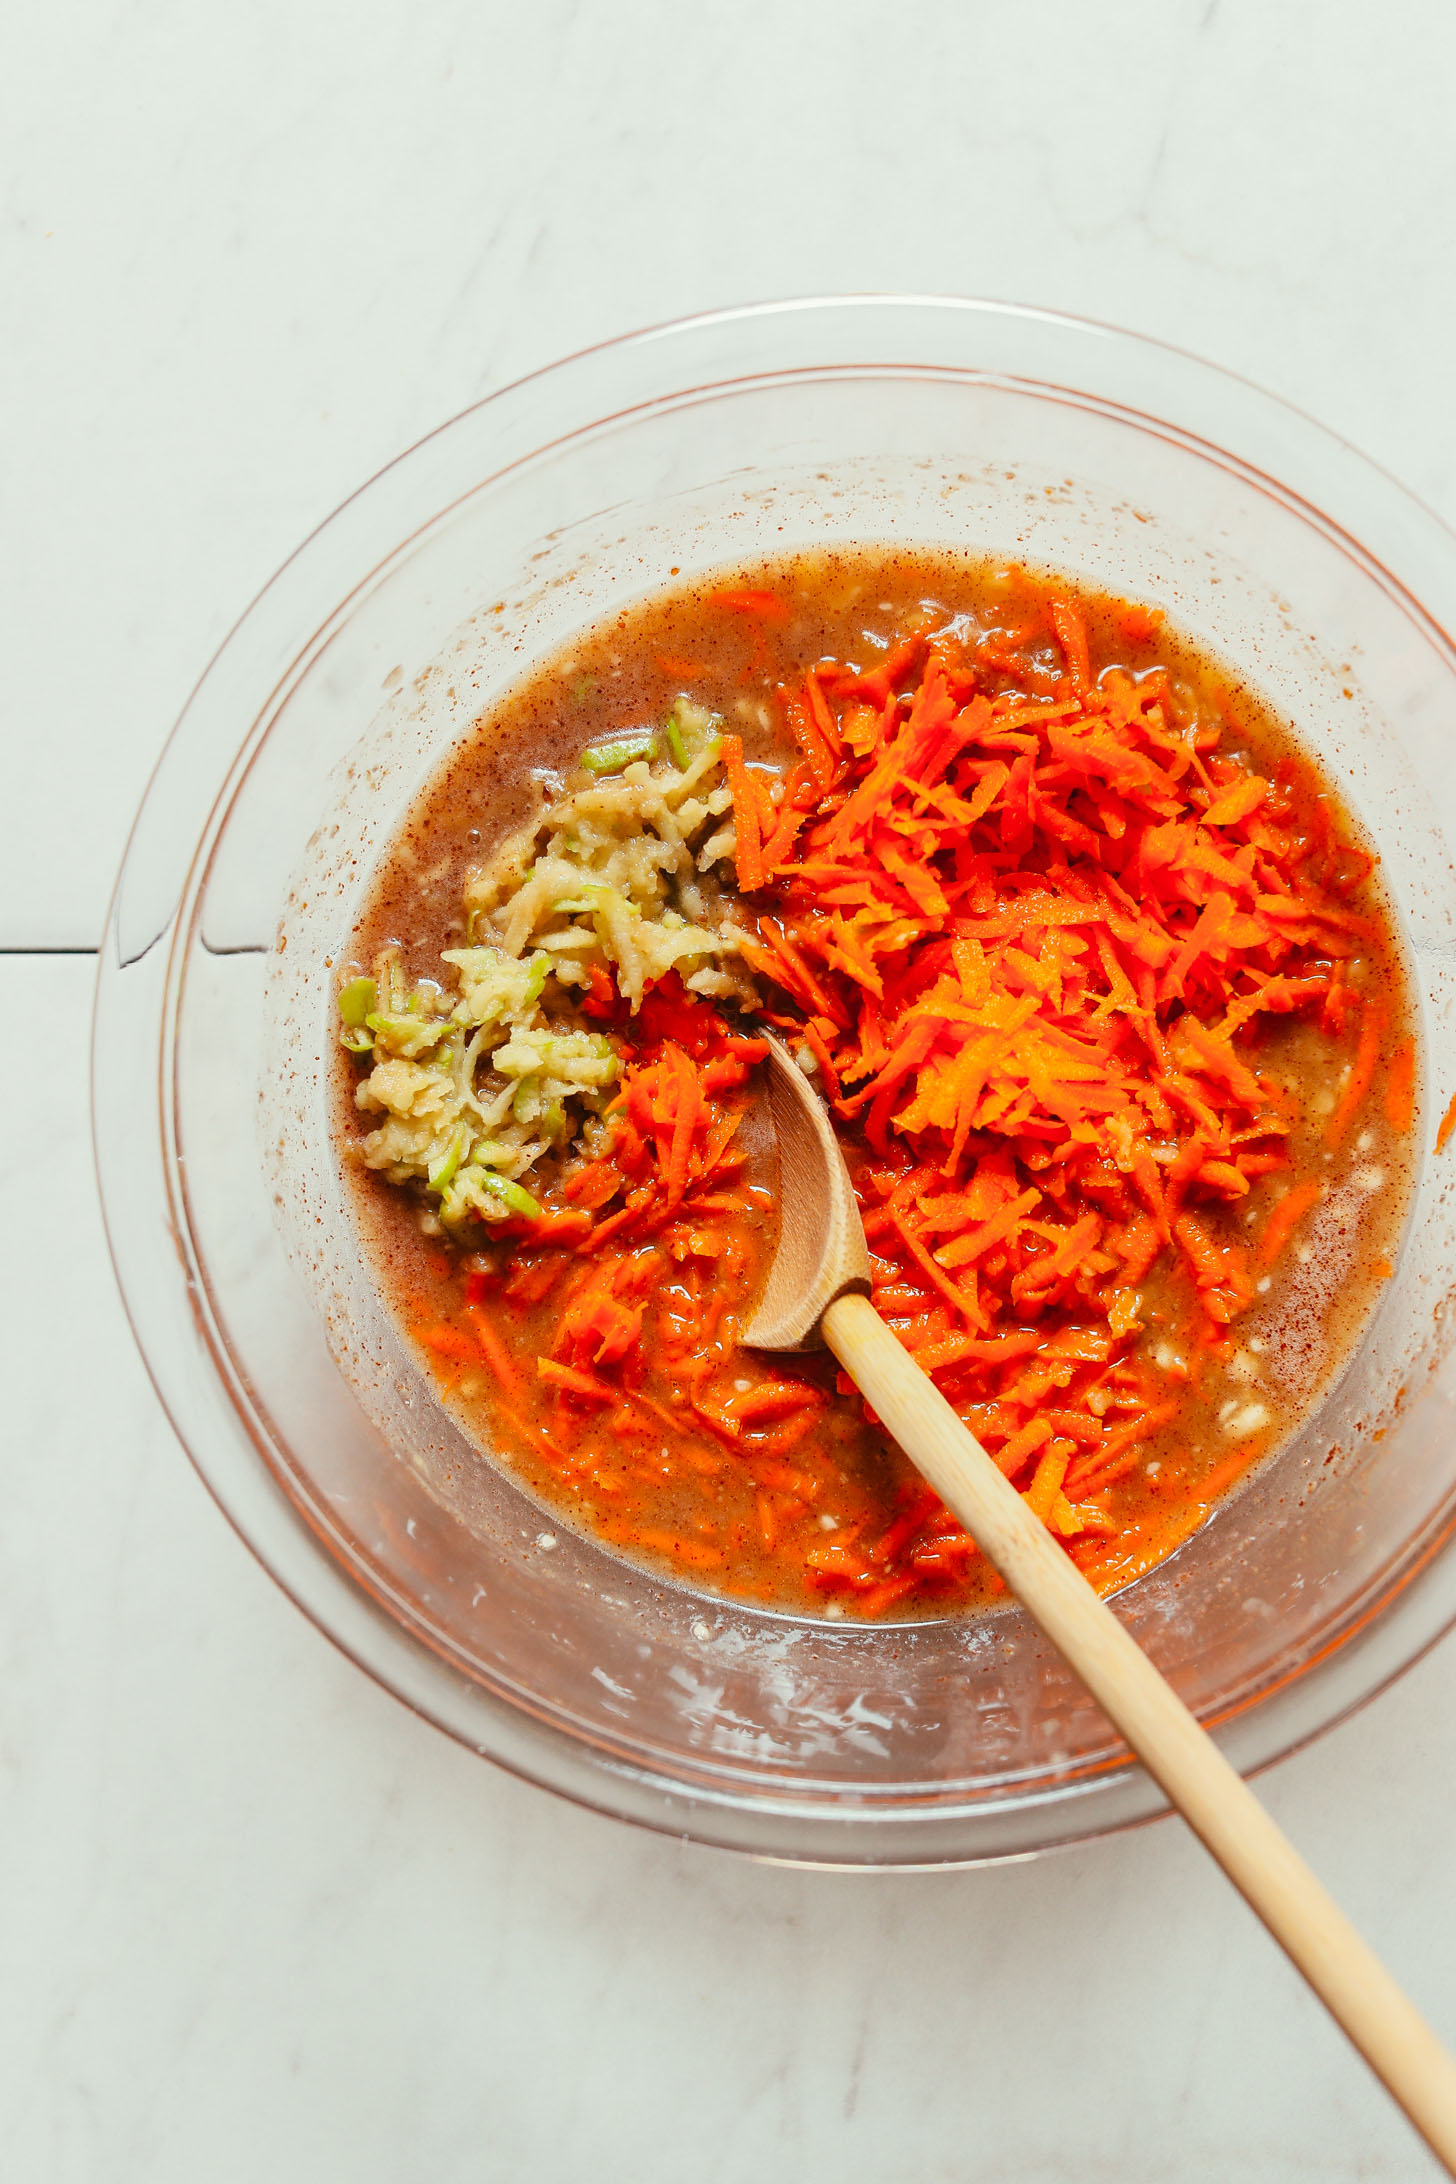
(7, 2), (1456, 2176)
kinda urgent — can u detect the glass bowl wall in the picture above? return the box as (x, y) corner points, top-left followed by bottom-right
(95, 298), (1456, 1864)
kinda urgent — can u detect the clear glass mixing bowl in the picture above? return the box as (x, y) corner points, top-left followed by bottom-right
(94, 297), (1456, 1865)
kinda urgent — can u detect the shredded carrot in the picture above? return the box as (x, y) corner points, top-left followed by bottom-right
(663, 1044), (700, 1207)
(993, 1415), (1053, 1481)
(783, 679), (839, 792)
(1047, 598), (1091, 696)
(706, 587), (788, 622)
(421, 1323), (476, 1363)
(1327, 1002), (1383, 1147)
(1064, 1445), (1145, 1499)
(468, 1308), (525, 1399)
(1194, 1442), (1264, 1503)
(719, 734), (764, 893)
(1256, 1178), (1322, 1270)
(1204, 774), (1267, 828)
(1024, 1439), (1073, 1519)
(1063, 1404), (1180, 1495)
(1440, 1092), (1456, 1154)
(1384, 1036), (1415, 1134)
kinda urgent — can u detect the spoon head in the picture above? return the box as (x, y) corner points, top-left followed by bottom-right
(741, 1032), (873, 1352)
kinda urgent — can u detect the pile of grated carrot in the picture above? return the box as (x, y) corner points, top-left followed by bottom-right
(413, 585), (1413, 1614)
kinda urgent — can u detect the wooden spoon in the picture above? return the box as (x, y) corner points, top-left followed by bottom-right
(744, 1030), (1456, 2174)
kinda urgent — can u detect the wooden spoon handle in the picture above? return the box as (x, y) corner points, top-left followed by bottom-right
(823, 1290), (1456, 2174)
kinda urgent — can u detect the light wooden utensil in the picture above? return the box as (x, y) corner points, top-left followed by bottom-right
(744, 1031), (1456, 2175)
